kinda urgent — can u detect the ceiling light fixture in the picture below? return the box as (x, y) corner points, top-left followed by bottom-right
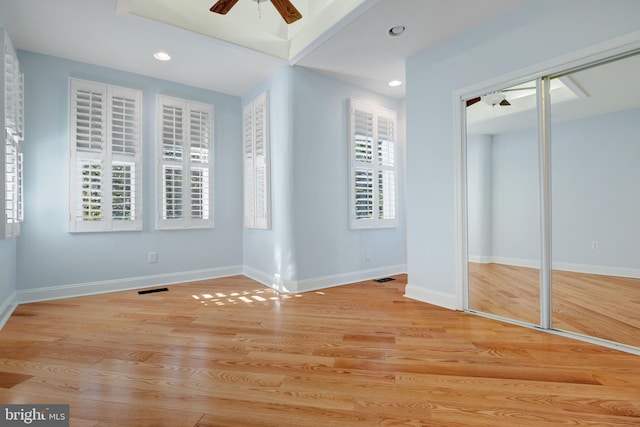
(153, 51), (171, 61)
(388, 80), (402, 87)
(388, 26), (406, 37)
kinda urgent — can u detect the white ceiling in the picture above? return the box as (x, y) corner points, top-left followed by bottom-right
(467, 53), (640, 135)
(123, 0), (371, 61)
(0, 0), (526, 99)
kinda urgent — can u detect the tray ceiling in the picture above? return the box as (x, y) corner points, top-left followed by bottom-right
(120, 0), (370, 61)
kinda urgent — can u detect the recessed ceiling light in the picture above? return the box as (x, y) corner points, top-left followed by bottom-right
(388, 26), (406, 37)
(388, 80), (402, 87)
(153, 51), (171, 61)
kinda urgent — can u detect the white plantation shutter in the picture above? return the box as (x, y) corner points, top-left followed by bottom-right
(190, 167), (209, 220)
(376, 111), (396, 222)
(111, 161), (136, 221)
(162, 165), (183, 220)
(188, 104), (212, 226)
(353, 107), (374, 221)
(110, 92), (138, 155)
(1, 31), (24, 239)
(4, 42), (19, 134)
(157, 95), (213, 229)
(69, 79), (141, 232)
(109, 87), (140, 226)
(16, 71), (23, 138)
(349, 99), (397, 229)
(4, 131), (21, 236)
(162, 102), (183, 161)
(76, 159), (102, 223)
(243, 92), (270, 229)
(73, 82), (106, 152)
(243, 105), (255, 227)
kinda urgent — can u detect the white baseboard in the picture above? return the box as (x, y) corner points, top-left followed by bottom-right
(469, 257), (640, 279)
(476, 256), (540, 268)
(0, 293), (17, 330)
(553, 261), (640, 279)
(243, 264), (407, 294)
(468, 255), (492, 264)
(15, 266), (244, 304)
(242, 265), (297, 293)
(6, 264), (407, 328)
(294, 265), (407, 293)
(404, 283), (458, 310)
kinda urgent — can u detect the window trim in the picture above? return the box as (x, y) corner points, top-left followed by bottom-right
(68, 78), (142, 233)
(243, 91), (270, 230)
(349, 98), (398, 229)
(1, 31), (23, 239)
(156, 95), (214, 230)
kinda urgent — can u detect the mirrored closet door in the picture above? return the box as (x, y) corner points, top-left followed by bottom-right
(549, 53), (640, 348)
(465, 82), (541, 326)
(463, 48), (640, 352)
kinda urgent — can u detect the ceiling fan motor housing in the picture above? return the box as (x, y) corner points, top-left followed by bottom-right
(482, 92), (507, 106)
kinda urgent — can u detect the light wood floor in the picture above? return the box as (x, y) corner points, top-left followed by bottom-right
(469, 263), (640, 348)
(1, 274), (640, 426)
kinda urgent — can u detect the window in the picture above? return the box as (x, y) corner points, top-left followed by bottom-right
(243, 92), (270, 229)
(69, 79), (142, 232)
(3, 131), (22, 238)
(1, 32), (24, 239)
(349, 99), (397, 229)
(157, 95), (213, 229)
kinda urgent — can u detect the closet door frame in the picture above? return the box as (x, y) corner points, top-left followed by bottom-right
(454, 31), (640, 355)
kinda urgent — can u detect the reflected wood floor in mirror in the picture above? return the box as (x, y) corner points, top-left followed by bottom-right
(469, 262), (640, 348)
(1, 274), (640, 426)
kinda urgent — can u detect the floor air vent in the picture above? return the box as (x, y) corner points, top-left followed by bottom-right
(138, 288), (169, 295)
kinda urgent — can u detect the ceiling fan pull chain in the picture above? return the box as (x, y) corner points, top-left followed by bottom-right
(257, 0), (262, 19)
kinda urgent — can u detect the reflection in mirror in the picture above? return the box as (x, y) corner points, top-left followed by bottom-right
(550, 53), (640, 347)
(465, 82), (541, 325)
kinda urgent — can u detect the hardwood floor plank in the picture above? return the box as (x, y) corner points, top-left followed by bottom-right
(0, 371), (33, 388)
(469, 263), (640, 347)
(0, 274), (639, 425)
(195, 401), (379, 427)
(425, 400), (640, 427)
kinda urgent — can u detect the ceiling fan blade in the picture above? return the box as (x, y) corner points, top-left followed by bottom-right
(499, 99), (511, 106)
(210, 0), (240, 15)
(271, 0), (302, 24)
(466, 97), (481, 107)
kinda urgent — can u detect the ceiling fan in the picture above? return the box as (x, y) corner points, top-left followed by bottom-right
(466, 86), (536, 108)
(210, 0), (302, 24)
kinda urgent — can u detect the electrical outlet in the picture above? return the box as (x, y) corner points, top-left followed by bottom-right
(591, 241), (599, 250)
(148, 251), (158, 263)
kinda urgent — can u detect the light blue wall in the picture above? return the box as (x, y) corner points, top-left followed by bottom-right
(16, 51), (243, 291)
(242, 66), (406, 285)
(466, 134), (493, 260)
(552, 109), (640, 269)
(241, 67), (297, 284)
(12, 52), (405, 297)
(0, 21), (15, 311)
(0, 238), (16, 305)
(290, 67), (405, 280)
(490, 129), (540, 262)
(406, 0), (640, 297)
(468, 108), (640, 271)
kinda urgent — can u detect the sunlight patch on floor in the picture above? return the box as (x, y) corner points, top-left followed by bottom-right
(190, 288), (305, 306)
